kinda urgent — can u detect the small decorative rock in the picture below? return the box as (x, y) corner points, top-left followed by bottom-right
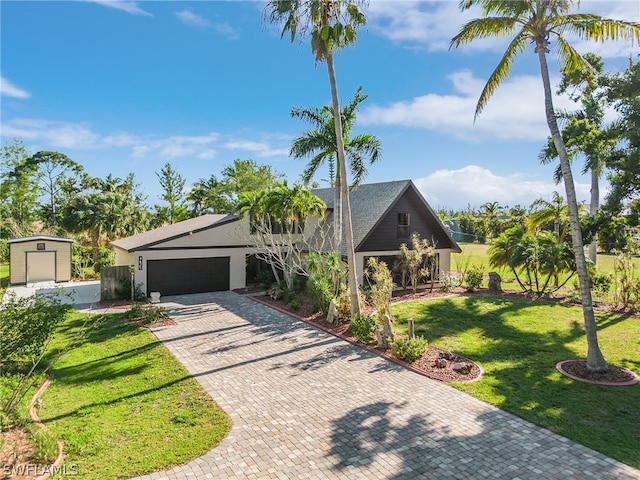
(488, 271), (502, 293)
(434, 358), (448, 368)
(439, 350), (457, 361)
(266, 287), (284, 300)
(452, 362), (473, 375)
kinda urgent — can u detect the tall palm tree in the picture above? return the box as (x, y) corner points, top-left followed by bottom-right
(290, 85), (382, 251)
(451, 0), (640, 372)
(267, 0), (368, 316)
(527, 191), (573, 242)
(539, 53), (615, 264)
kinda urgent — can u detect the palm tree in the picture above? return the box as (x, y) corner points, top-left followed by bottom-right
(290, 85), (382, 251)
(238, 182), (326, 289)
(479, 201), (502, 241)
(527, 191), (574, 242)
(267, 0), (368, 316)
(539, 53), (615, 264)
(451, 0), (640, 372)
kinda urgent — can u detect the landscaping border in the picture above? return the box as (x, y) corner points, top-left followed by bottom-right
(29, 376), (65, 480)
(248, 294), (484, 383)
(556, 360), (640, 387)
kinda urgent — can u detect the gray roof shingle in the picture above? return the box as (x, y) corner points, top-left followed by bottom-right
(312, 180), (412, 249)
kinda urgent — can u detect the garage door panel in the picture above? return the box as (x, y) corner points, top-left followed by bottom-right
(147, 257), (230, 296)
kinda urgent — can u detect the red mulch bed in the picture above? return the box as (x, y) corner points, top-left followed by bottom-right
(250, 286), (639, 385)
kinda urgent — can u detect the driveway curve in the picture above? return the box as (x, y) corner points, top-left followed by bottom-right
(133, 292), (639, 480)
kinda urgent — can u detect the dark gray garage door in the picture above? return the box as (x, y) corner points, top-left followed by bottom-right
(147, 257), (230, 296)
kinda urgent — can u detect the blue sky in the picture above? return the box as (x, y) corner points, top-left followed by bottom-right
(2, 1), (638, 211)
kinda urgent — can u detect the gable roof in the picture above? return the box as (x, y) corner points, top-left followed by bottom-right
(111, 214), (238, 252)
(312, 180), (410, 249)
(8, 235), (73, 244)
(311, 180), (461, 253)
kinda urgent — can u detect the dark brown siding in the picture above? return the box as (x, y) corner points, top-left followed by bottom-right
(147, 257), (230, 296)
(358, 188), (452, 252)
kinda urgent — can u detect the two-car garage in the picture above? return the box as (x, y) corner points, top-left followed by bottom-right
(146, 257), (230, 296)
(111, 214), (249, 297)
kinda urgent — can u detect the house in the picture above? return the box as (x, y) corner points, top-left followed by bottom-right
(8, 235), (73, 285)
(111, 180), (461, 296)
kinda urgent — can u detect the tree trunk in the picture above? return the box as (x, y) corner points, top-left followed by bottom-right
(537, 47), (607, 372)
(333, 153), (342, 254)
(326, 53), (361, 317)
(588, 168), (599, 264)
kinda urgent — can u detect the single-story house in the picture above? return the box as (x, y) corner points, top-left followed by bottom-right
(8, 235), (73, 285)
(111, 180), (461, 297)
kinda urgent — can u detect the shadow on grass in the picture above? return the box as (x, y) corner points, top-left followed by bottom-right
(391, 294), (640, 469)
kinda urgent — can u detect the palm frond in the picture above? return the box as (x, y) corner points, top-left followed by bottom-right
(555, 14), (640, 45)
(451, 16), (519, 48)
(475, 29), (528, 119)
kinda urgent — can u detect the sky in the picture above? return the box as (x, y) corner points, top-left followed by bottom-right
(1, 0), (639, 212)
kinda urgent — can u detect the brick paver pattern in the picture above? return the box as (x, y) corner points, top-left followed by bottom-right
(132, 292), (640, 480)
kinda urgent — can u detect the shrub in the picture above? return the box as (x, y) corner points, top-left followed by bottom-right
(591, 271), (613, 296)
(287, 297), (301, 312)
(255, 270), (275, 288)
(391, 335), (428, 362)
(29, 427), (58, 464)
(125, 304), (167, 325)
(350, 313), (376, 344)
(465, 266), (484, 292)
(308, 275), (333, 313)
(440, 271), (462, 292)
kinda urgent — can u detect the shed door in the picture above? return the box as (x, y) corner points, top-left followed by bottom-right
(146, 257), (230, 296)
(26, 251), (56, 283)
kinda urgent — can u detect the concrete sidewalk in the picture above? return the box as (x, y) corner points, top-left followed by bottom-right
(132, 291), (640, 480)
(3, 280), (102, 312)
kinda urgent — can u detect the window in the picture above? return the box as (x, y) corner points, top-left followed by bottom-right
(397, 213), (410, 238)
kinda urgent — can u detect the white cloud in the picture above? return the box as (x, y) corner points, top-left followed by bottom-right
(1, 77), (30, 98)
(367, 0), (640, 58)
(86, 0), (152, 17)
(0, 117), (290, 160)
(224, 139), (289, 157)
(132, 133), (221, 160)
(414, 165), (591, 210)
(2, 119), (102, 149)
(214, 23), (240, 40)
(359, 70), (577, 141)
(175, 9), (211, 28)
(174, 9), (240, 39)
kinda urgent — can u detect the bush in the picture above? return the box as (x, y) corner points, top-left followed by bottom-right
(287, 297), (301, 312)
(116, 275), (146, 301)
(591, 271), (613, 296)
(125, 304), (167, 325)
(465, 267), (484, 292)
(350, 313), (376, 344)
(440, 271), (462, 292)
(255, 270), (275, 288)
(29, 427), (58, 464)
(391, 335), (428, 362)
(308, 275), (332, 314)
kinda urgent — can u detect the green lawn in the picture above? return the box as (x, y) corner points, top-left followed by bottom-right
(38, 312), (231, 480)
(453, 243), (640, 276)
(392, 295), (640, 469)
(0, 262), (8, 299)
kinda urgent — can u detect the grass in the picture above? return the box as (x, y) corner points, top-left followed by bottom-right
(38, 312), (231, 480)
(391, 295), (640, 469)
(0, 262), (8, 299)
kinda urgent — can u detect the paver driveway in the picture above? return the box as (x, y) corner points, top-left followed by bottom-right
(134, 292), (639, 480)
